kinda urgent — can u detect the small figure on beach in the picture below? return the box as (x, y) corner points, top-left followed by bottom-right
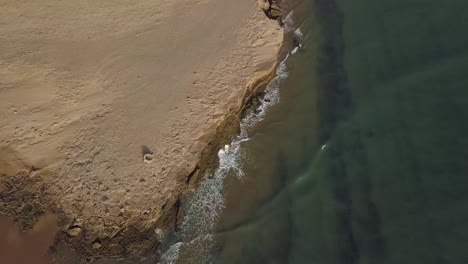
(142, 145), (154, 163)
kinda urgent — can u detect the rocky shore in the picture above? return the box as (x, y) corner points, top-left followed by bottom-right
(0, 0), (285, 261)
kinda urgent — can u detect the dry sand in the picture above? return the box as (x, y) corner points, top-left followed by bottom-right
(0, 0), (283, 258)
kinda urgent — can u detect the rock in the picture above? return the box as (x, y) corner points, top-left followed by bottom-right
(92, 241), (102, 250)
(257, 0), (282, 21)
(257, 0), (270, 11)
(270, 3), (282, 19)
(142, 145), (154, 163)
(92, 238), (102, 249)
(143, 153), (154, 163)
(66, 226), (83, 237)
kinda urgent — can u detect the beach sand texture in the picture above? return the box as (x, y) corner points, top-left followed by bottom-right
(0, 0), (283, 258)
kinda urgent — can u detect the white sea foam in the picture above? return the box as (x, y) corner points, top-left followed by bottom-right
(284, 11), (295, 33)
(159, 242), (183, 264)
(241, 55), (289, 131)
(294, 27), (304, 39)
(292, 27), (304, 55)
(291, 46), (299, 54)
(159, 34), (292, 264)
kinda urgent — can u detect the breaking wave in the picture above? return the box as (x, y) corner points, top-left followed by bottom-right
(158, 22), (303, 264)
(284, 11), (296, 33)
(292, 27), (304, 54)
(159, 242), (183, 264)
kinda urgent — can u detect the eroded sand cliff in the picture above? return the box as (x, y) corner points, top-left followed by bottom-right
(0, 0), (283, 259)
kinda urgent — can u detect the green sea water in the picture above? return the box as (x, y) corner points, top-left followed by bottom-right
(210, 0), (468, 263)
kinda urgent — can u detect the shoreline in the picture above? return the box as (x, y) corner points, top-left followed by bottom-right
(186, 61), (280, 187)
(0, 0), (286, 262)
(162, 32), (294, 263)
(157, 58), (285, 263)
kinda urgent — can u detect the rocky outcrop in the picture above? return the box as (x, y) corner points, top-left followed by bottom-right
(257, 0), (283, 21)
(186, 63), (279, 187)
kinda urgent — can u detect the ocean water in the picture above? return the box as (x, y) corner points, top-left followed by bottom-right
(163, 0), (468, 263)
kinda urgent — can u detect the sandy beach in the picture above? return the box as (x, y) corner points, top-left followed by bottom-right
(0, 0), (283, 259)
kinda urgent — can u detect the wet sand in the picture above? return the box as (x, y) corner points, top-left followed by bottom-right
(0, 215), (58, 264)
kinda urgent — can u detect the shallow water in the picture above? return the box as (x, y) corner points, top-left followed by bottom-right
(0, 214), (58, 264)
(169, 0), (468, 263)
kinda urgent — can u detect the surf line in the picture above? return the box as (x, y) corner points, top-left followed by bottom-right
(159, 12), (302, 264)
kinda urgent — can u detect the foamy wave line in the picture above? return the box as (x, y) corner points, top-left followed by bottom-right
(159, 53), (291, 264)
(241, 54), (289, 131)
(284, 11), (295, 33)
(292, 27), (304, 54)
(159, 242), (183, 264)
